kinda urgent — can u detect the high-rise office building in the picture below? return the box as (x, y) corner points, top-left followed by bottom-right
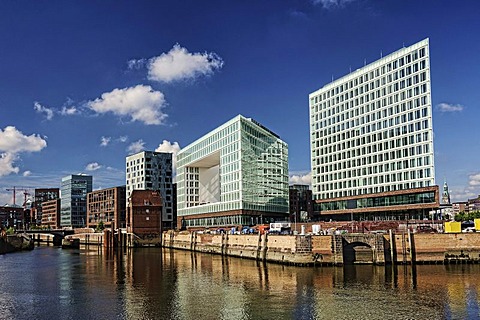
(176, 115), (289, 229)
(126, 151), (174, 228)
(309, 39), (438, 220)
(60, 174), (93, 228)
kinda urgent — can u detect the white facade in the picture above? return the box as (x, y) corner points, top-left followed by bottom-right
(309, 39), (435, 200)
(125, 151), (173, 225)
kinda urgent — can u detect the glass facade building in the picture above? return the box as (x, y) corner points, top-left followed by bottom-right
(177, 115), (289, 228)
(60, 174), (92, 228)
(310, 39), (435, 201)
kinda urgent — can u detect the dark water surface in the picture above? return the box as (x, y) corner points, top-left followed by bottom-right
(0, 246), (479, 319)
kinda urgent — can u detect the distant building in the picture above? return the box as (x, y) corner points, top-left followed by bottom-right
(309, 39), (438, 220)
(0, 205), (23, 229)
(60, 174), (93, 228)
(126, 151), (174, 229)
(467, 195), (480, 212)
(127, 190), (162, 238)
(87, 186), (126, 230)
(41, 199), (61, 229)
(289, 184), (316, 222)
(31, 188), (60, 226)
(176, 115), (289, 229)
(452, 202), (467, 215)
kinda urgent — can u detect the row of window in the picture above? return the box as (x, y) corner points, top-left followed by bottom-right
(319, 190), (435, 212)
(315, 181), (432, 200)
(311, 47), (427, 103)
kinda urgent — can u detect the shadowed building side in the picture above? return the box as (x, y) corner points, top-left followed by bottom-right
(128, 190), (163, 238)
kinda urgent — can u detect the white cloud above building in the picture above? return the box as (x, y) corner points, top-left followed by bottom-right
(88, 85), (167, 125)
(0, 126), (47, 176)
(127, 139), (146, 154)
(129, 44), (224, 83)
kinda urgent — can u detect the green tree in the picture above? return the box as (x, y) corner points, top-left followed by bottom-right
(95, 221), (105, 232)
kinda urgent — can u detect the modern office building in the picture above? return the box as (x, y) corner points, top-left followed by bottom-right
(126, 151), (174, 229)
(60, 174), (93, 228)
(176, 115), (289, 229)
(87, 186), (126, 230)
(309, 38), (439, 220)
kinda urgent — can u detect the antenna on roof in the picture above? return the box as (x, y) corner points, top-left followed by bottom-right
(349, 66), (352, 73)
(380, 50), (383, 58)
(364, 58), (366, 66)
(331, 74), (334, 82)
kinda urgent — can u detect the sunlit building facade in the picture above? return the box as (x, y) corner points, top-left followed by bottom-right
(126, 151), (174, 229)
(177, 115), (289, 229)
(60, 174), (93, 227)
(309, 39), (438, 220)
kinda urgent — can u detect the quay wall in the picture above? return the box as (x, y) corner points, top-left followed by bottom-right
(163, 231), (480, 266)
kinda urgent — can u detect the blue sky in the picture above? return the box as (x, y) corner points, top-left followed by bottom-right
(0, 0), (479, 204)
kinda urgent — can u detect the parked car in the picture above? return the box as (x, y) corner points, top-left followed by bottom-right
(416, 226), (438, 233)
(462, 227), (476, 233)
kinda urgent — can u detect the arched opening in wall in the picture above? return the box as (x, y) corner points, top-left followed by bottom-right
(343, 242), (373, 264)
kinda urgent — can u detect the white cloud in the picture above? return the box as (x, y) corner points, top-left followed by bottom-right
(289, 172), (312, 185)
(0, 153), (20, 177)
(33, 102), (54, 120)
(127, 139), (146, 154)
(88, 85), (167, 125)
(312, 0), (357, 9)
(127, 58), (146, 70)
(0, 126), (46, 177)
(23, 170), (32, 177)
(60, 106), (79, 115)
(436, 103), (464, 113)
(155, 140), (181, 172)
(0, 126), (47, 154)
(469, 173), (480, 186)
(140, 44), (224, 83)
(86, 162), (102, 171)
(118, 136), (128, 143)
(100, 136), (111, 147)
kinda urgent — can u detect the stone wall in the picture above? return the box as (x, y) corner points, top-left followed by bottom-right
(162, 231), (480, 266)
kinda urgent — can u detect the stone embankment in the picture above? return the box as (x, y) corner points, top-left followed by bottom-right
(0, 234), (34, 254)
(161, 231), (480, 266)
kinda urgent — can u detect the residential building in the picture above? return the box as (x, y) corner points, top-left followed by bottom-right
(309, 38), (438, 220)
(126, 151), (174, 229)
(31, 188), (60, 226)
(87, 186), (126, 230)
(60, 174), (93, 228)
(176, 115), (289, 229)
(0, 205), (23, 228)
(41, 199), (61, 229)
(289, 184), (316, 222)
(127, 190), (162, 237)
(467, 195), (480, 212)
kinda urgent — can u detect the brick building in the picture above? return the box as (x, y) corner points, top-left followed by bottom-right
(41, 199), (61, 229)
(127, 190), (162, 238)
(32, 188), (60, 226)
(87, 186), (126, 230)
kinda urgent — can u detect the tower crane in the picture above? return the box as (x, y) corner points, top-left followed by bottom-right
(5, 186), (34, 206)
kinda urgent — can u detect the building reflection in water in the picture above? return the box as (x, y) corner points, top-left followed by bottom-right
(88, 248), (480, 319)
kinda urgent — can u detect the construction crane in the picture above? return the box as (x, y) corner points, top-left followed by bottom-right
(5, 186), (34, 206)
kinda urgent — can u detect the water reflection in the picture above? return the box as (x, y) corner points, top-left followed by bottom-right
(1, 247), (480, 319)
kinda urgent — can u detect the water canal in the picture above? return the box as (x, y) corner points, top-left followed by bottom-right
(0, 246), (479, 319)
